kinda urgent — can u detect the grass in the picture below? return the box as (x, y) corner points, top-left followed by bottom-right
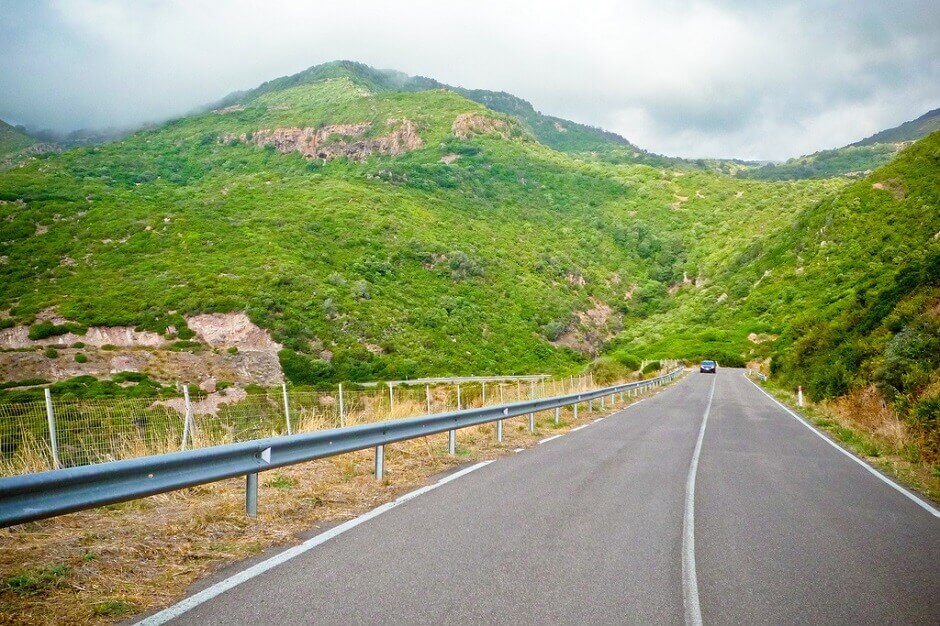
(0, 373), (678, 624)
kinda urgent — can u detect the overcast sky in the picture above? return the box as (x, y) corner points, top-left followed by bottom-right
(1, 0), (938, 160)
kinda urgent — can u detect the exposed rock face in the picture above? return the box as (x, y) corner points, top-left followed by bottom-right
(221, 119), (423, 162)
(452, 113), (510, 139)
(550, 298), (619, 356)
(0, 349), (284, 386)
(0, 324), (164, 349)
(0, 311), (284, 386)
(186, 312), (281, 351)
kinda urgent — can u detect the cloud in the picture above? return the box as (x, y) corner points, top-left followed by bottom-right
(0, 0), (937, 159)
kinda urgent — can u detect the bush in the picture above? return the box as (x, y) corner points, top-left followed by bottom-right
(351, 280), (370, 300)
(642, 361), (661, 375)
(227, 346), (238, 354)
(612, 351), (641, 371)
(74, 353), (88, 363)
(541, 319), (568, 341)
(44, 347), (58, 359)
(28, 322), (86, 341)
(279, 349), (334, 385)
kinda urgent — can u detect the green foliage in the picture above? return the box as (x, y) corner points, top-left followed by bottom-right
(74, 353), (88, 363)
(642, 361), (661, 374)
(28, 321), (86, 340)
(0, 373), (176, 403)
(43, 346), (58, 359)
(4, 564), (69, 595)
(278, 349), (333, 385)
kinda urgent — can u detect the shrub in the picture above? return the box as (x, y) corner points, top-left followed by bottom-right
(612, 351), (641, 371)
(28, 322), (86, 341)
(227, 346), (238, 354)
(74, 353), (88, 363)
(541, 319), (568, 341)
(44, 347), (58, 359)
(642, 361), (661, 375)
(351, 280), (370, 300)
(71, 341), (85, 349)
(279, 349), (334, 384)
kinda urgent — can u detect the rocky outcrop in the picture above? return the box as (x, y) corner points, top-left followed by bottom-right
(0, 311), (284, 386)
(186, 312), (281, 351)
(0, 348), (284, 386)
(221, 119), (423, 162)
(452, 113), (510, 139)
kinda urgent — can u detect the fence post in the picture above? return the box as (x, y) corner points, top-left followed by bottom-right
(338, 383), (345, 427)
(246, 472), (258, 517)
(449, 384), (458, 454)
(481, 382), (486, 406)
(497, 384), (504, 442)
(281, 383), (292, 435)
(181, 384), (193, 451)
(375, 444), (384, 480)
(528, 381), (535, 432)
(425, 384), (431, 414)
(457, 384), (462, 410)
(798, 386), (804, 407)
(388, 383), (395, 414)
(43, 388), (60, 470)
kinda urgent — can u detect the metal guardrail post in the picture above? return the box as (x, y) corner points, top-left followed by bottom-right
(282, 383), (292, 436)
(43, 388), (60, 470)
(448, 429), (456, 455)
(573, 398), (579, 420)
(497, 384), (504, 442)
(375, 445), (384, 481)
(554, 407), (560, 426)
(246, 472), (258, 517)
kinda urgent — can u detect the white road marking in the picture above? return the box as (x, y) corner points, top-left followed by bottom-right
(593, 417), (605, 422)
(538, 435), (563, 444)
(513, 448), (524, 452)
(135, 461), (494, 625)
(570, 425), (588, 432)
(683, 374), (716, 626)
(744, 376), (940, 518)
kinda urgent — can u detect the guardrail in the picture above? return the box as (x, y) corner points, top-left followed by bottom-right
(0, 368), (683, 528)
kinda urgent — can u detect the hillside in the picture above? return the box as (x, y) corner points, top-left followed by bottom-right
(619, 132), (940, 457)
(738, 107), (939, 181)
(0, 62), (841, 388)
(0, 120), (37, 161)
(851, 107), (940, 146)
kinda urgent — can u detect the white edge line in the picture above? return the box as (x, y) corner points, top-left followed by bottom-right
(682, 374), (715, 626)
(538, 434), (563, 444)
(512, 448), (524, 452)
(593, 417), (605, 422)
(570, 425), (588, 432)
(744, 375), (940, 518)
(135, 460), (494, 625)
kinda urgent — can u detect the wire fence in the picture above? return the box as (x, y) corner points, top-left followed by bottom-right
(0, 366), (677, 477)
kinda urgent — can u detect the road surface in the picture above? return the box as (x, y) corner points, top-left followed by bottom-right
(143, 368), (940, 625)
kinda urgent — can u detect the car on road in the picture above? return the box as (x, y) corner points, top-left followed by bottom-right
(700, 360), (717, 373)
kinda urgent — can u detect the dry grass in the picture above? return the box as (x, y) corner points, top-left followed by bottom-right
(0, 384), (669, 625)
(825, 385), (909, 449)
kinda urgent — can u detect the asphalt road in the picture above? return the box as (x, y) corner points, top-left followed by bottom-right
(149, 369), (940, 625)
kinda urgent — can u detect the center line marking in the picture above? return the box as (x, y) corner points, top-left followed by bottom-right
(683, 374), (716, 626)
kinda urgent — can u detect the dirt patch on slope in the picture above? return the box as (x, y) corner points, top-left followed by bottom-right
(221, 119), (423, 162)
(186, 313), (281, 352)
(452, 113), (510, 139)
(550, 298), (619, 355)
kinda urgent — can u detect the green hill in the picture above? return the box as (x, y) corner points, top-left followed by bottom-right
(0, 62), (840, 384)
(738, 107), (940, 181)
(0, 119), (36, 158)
